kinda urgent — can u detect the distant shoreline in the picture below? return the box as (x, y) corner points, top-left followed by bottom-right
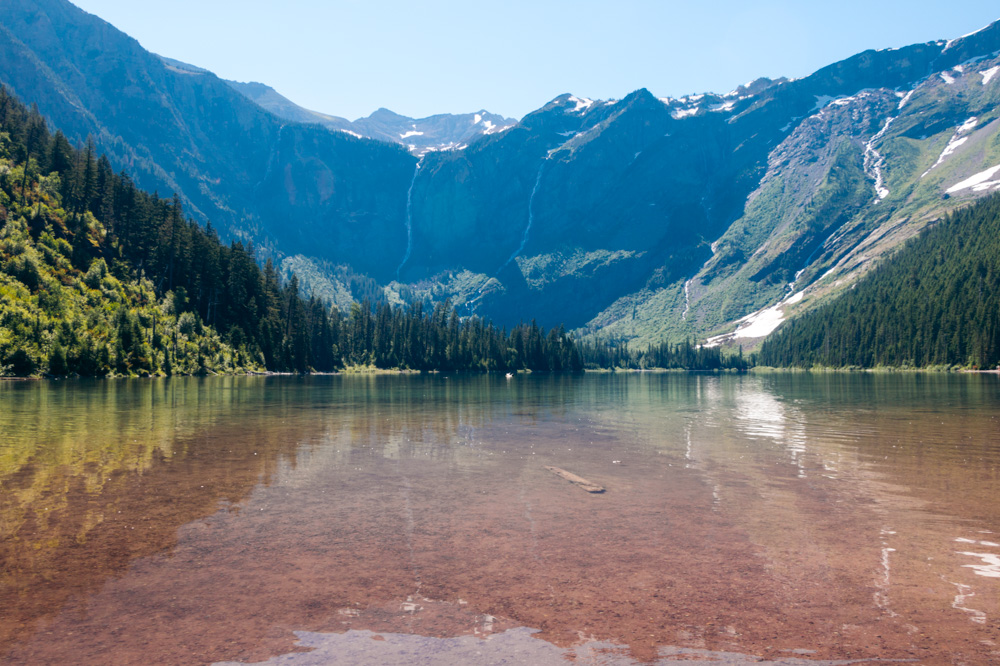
(4, 367), (998, 382)
(751, 366), (1000, 374)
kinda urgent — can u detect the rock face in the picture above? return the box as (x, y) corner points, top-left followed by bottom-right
(0, 0), (414, 282)
(4, 0), (1000, 342)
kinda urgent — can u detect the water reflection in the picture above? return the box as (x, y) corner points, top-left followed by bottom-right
(0, 377), (323, 655)
(1, 373), (999, 664)
(733, 381), (809, 477)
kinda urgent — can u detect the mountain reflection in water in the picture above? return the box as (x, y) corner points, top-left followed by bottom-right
(1, 373), (998, 664)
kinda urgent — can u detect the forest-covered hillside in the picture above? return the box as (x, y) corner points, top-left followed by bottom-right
(8, 0), (1000, 349)
(759, 194), (1000, 369)
(0, 88), (581, 377)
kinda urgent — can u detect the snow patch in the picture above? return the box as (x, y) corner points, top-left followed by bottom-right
(779, 119), (799, 132)
(982, 66), (1000, 85)
(958, 116), (979, 133)
(946, 164), (1000, 193)
(940, 72), (956, 85)
(703, 301), (788, 347)
(809, 92), (873, 117)
(339, 129), (363, 139)
(944, 24), (990, 51)
(811, 95), (836, 113)
(422, 141), (468, 154)
(939, 136), (969, 159)
(785, 291), (805, 305)
(923, 140), (964, 177)
(734, 305), (786, 339)
(400, 130), (424, 139)
(671, 107), (699, 119)
(566, 96), (594, 113)
(710, 100), (736, 113)
(481, 120), (495, 134)
(923, 117), (978, 177)
(473, 113), (482, 125)
(896, 89), (916, 110)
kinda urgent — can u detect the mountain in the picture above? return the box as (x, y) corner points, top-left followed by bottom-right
(389, 31), (1000, 339)
(225, 80), (517, 154)
(223, 79), (353, 132)
(0, 89), (581, 376)
(226, 78), (516, 156)
(758, 193), (1000, 369)
(0, 0), (415, 282)
(4, 0), (1000, 348)
(692, 35), (1000, 349)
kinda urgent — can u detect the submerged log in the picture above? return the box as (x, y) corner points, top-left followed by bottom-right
(544, 466), (605, 493)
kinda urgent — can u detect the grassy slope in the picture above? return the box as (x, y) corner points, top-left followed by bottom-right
(590, 56), (1000, 350)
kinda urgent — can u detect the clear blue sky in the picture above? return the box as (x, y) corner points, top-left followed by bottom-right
(71, 0), (1000, 121)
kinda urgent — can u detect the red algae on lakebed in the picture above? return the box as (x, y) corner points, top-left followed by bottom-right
(1, 374), (999, 664)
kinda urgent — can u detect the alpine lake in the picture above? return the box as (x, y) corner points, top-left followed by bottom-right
(1, 373), (999, 665)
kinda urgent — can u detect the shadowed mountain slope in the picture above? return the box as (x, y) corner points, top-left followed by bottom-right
(4, 0), (1000, 344)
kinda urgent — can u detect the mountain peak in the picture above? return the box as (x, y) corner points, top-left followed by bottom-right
(728, 77), (787, 97)
(366, 107), (408, 123)
(542, 93), (604, 115)
(619, 88), (662, 109)
(622, 87), (655, 102)
(158, 56), (210, 75)
(942, 17), (1000, 52)
(229, 80), (272, 95)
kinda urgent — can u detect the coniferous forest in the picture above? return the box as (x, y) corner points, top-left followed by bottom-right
(579, 337), (749, 371)
(0, 88), (582, 377)
(10, 74), (1000, 378)
(759, 193), (1000, 369)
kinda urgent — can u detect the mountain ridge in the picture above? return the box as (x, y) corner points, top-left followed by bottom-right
(225, 76), (517, 155)
(4, 0), (1000, 348)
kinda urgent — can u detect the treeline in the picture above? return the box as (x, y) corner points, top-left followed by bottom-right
(0, 88), (582, 376)
(759, 193), (1000, 369)
(338, 301), (582, 372)
(0, 87), (326, 375)
(579, 337), (749, 371)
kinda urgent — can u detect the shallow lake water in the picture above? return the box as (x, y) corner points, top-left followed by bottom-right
(1, 373), (999, 664)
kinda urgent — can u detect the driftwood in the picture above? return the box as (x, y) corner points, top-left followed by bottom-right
(544, 466), (605, 493)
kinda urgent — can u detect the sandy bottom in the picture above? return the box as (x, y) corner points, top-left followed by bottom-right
(2, 375), (999, 664)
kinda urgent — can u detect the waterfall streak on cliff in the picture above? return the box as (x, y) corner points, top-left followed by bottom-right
(254, 124), (285, 198)
(499, 161), (546, 273)
(863, 116), (897, 202)
(682, 280), (692, 321)
(396, 160), (422, 279)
